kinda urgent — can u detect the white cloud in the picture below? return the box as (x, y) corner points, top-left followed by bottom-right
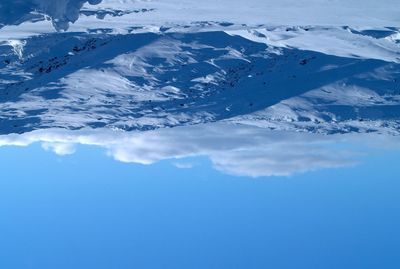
(0, 122), (391, 177)
(42, 142), (76, 155)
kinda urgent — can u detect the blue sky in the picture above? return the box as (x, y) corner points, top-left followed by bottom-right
(0, 142), (399, 269)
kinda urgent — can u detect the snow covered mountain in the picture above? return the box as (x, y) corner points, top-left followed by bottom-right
(0, 0), (399, 176)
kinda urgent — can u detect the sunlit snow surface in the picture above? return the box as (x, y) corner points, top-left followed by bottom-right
(0, 0), (400, 177)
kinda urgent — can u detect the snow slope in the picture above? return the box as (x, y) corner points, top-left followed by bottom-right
(1, 27), (399, 135)
(1, 0), (400, 39)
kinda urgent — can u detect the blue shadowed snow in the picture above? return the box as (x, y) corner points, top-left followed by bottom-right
(1, 29), (400, 134)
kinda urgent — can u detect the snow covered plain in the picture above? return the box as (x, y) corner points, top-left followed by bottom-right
(0, 0), (399, 176)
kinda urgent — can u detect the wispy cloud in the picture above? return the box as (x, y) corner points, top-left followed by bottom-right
(173, 162), (197, 169)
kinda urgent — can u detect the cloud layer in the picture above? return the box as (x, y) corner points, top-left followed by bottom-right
(0, 122), (386, 177)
